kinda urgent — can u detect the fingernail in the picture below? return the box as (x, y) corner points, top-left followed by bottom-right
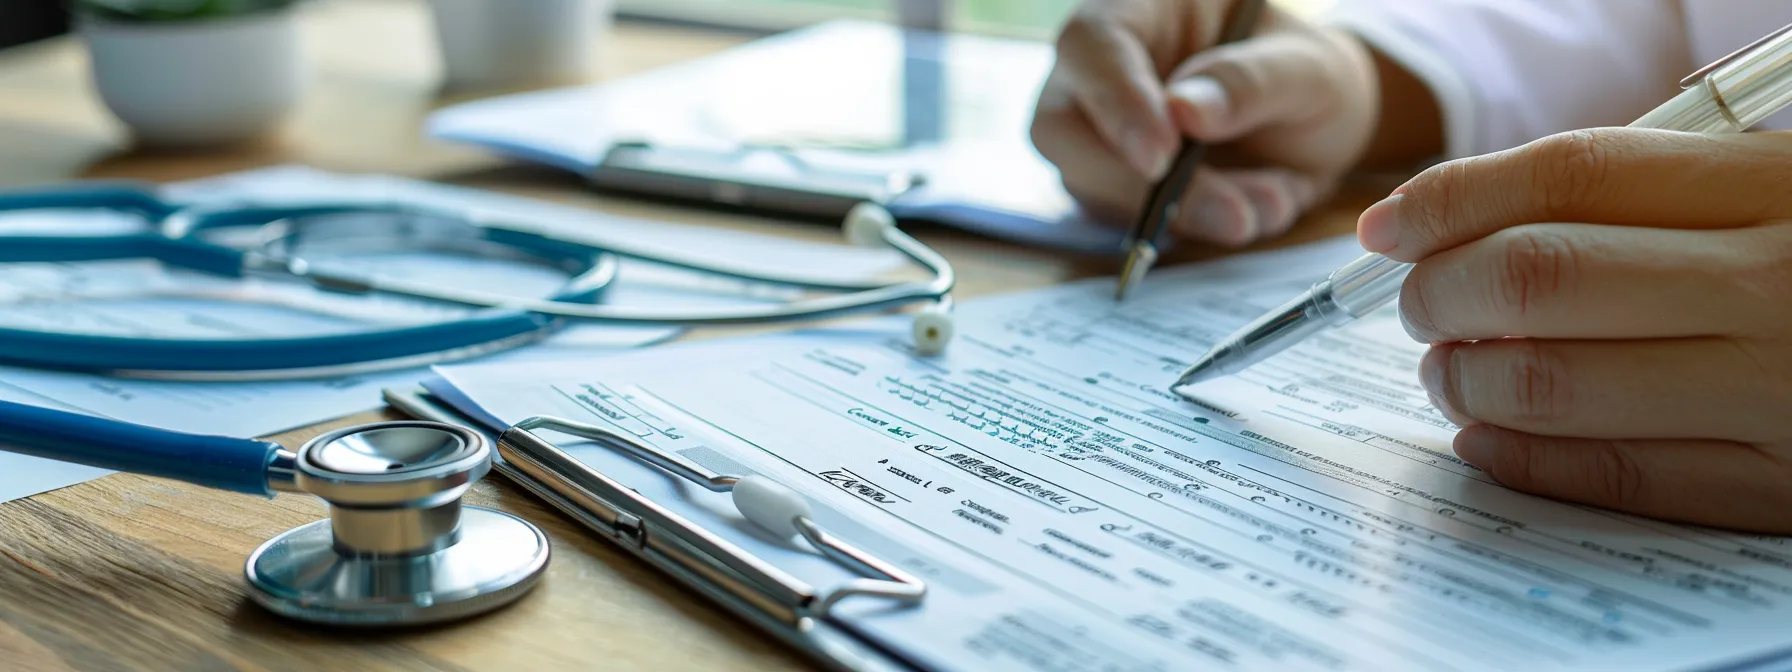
(1420, 348), (1447, 398)
(1421, 347), (1474, 426)
(1453, 428), (1496, 469)
(1357, 194), (1403, 253)
(1169, 76), (1231, 129)
(1192, 197), (1250, 245)
(1121, 131), (1168, 178)
(1400, 305), (1424, 342)
(1243, 181), (1287, 236)
(1426, 393), (1454, 425)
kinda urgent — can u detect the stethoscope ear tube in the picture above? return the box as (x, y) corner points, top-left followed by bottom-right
(0, 180), (177, 219)
(0, 399), (285, 496)
(0, 313), (561, 375)
(0, 233), (246, 276)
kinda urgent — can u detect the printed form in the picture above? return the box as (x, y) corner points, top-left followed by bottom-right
(432, 237), (1792, 672)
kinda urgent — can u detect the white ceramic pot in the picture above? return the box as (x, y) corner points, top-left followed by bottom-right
(429, 0), (612, 91)
(80, 8), (304, 148)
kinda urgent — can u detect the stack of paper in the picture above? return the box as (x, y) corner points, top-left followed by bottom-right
(421, 236), (1792, 671)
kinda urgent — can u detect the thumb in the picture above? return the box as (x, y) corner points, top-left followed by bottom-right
(1454, 425), (1792, 533)
(1165, 32), (1337, 143)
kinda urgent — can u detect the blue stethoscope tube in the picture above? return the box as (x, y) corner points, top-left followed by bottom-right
(0, 398), (284, 496)
(0, 179), (955, 378)
(0, 182), (617, 375)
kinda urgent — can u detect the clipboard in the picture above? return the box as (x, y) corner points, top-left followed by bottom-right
(425, 20), (1133, 255)
(589, 142), (922, 219)
(381, 387), (927, 672)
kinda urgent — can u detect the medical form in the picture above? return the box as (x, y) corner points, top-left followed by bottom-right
(430, 236), (1792, 672)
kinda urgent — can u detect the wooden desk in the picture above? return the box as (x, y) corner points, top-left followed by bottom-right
(0, 1), (1371, 669)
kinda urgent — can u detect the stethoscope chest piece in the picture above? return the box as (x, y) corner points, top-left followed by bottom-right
(243, 422), (551, 627)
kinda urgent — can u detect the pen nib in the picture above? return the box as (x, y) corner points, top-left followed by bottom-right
(1172, 358), (1220, 389)
(1115, 243), (1158, 302)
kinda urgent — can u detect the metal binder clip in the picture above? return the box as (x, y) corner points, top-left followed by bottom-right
(494, 415), (927, 623)
(591, 141), (923, 219)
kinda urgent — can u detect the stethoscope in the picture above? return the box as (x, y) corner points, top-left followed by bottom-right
(0, 181), (956, 381)
(0, 397), (550, 626)
(0, 397), (918, 627)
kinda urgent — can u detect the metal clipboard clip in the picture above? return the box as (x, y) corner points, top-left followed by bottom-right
(383, 389), (926, 671)
(589, 141), (924, 219)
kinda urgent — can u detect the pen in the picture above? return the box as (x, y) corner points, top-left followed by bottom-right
(1173, 21), (1792, 389)
(1115, 0), (1267, 302)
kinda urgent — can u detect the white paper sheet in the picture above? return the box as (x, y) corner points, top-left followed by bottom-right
(429, 236), (1792, 672)
(426, 20), (1130, 254)
(0, 165), (897, 503)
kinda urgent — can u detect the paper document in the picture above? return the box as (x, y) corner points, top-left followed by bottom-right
(427, 20), (1128, 254)
(429, 236), (1792, 672)
(0, 165), (897, 504)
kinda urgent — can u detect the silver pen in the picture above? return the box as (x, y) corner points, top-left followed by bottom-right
(1174, 22), (1792, 390)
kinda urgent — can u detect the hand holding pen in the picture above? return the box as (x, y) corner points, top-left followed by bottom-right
(1029, 0), (1388, 268)
(1174, 23), (1792, 533)
(1175, 22), (1792, 388)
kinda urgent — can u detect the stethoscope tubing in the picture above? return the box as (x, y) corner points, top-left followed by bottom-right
(320, 223), (956, 325)
(0, 312), (568, 374)
(0, 397), (284, 495)
(0, 182), (954, 378)
(0, 191), (624, 375)
(505, 223), (901, 294)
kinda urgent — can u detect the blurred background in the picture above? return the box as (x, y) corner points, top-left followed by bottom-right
(611, 0), (1076, 37)
(1, 0), (71, 49)
(0, 0), (1080, 51)
(0, 0), (1320, 188)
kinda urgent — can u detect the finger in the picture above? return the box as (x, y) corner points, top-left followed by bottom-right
(1052, 13), (1180, 177)
(1170, 168), (1257, 247)
(1166, 168), (1325, 246)
(1029, 99), (1249, 243)
(1224, 168), (1324, 239)
(1452, 425), (1792, 534)
(1032, 76), (1320, 246)
(1399, 223), (1785, 343)
(1165, 31), (1344, 149)
(1357, 129), (1792, 261)
(1030, 101), (1267, 245)
(1030, 90), (1149, 223)
(1421, 338), (1786, 442)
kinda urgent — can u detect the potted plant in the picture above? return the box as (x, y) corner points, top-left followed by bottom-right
(74, 0), (307, 148)
(429, 0), (611, 92)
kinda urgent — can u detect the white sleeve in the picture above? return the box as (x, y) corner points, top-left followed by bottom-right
(1315, 0), (1692, 160)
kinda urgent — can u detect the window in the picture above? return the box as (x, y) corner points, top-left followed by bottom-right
(953, 0), (1080, 38)
(615, 0), (1080, 40)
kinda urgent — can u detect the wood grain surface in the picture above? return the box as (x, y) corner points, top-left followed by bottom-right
(0, 1), (1380, 669)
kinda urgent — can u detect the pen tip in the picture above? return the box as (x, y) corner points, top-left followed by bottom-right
(1115, 244), (1157, 302)
(1172, 358), (1221, 389)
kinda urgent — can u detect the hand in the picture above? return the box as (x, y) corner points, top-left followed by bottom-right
(1359, 128), (1792, 534)
(1029, 0), (1386, 247)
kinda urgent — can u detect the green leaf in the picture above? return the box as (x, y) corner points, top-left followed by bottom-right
(74, 0), (300, 22)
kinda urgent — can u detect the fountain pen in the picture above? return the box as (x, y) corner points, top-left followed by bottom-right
(1114, 0), (1266, 301)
